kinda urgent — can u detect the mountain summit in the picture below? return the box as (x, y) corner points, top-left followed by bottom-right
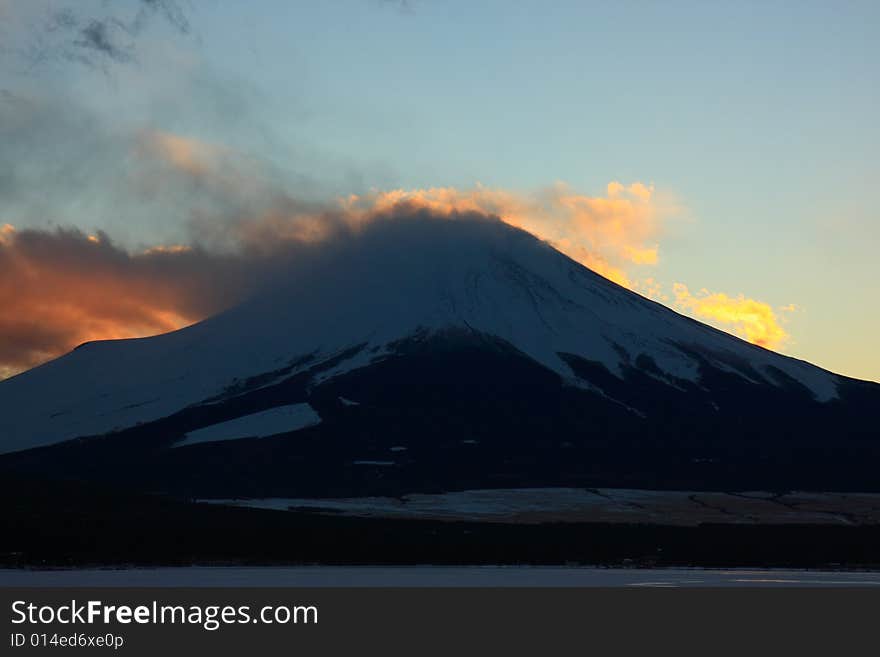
(1, 214), (877, 495)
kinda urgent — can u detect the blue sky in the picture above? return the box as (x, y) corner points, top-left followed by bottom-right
(0, 0), (878, 380)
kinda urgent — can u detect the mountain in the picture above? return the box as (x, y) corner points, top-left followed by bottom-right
(1, 215), (878, 498)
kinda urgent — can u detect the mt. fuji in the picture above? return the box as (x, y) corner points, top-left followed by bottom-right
(1, 213), (877, 497)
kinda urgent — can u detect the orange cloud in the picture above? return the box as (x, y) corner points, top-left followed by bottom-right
(0, 223), (14, 246)
(341, 181), (667, 288)
(633, 277), (668, 302)
(138, 130), (215, 178)
(136, 129), (271, 200)
(672, 283), (791, 350)
(135, 129), (670, 290)
(0, 225), (249, 378)
(143, 244), (193, 255)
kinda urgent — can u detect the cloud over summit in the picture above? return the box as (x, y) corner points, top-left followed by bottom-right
(0, 82), (795, 377)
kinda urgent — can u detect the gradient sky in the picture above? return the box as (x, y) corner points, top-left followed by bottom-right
(0, 0), (878, 381)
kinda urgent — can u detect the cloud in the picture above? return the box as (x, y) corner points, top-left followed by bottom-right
(133, 0), (190, 35)
(339, 181), (669, 288)
(131, 128), (673, 285)
(3, 0), (192, 70)
(633, 276), (667, 302)
(74, 19), (134, 64)
(0, 225), (250, 378)
(134, 128), (275, 202)
(672, 283), (793, 350)
(141, 130), (216, 177)
(0, 91), (308, 246)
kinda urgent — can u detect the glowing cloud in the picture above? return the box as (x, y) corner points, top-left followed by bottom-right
(132, 128), (670, 290)
(141, 131), (215, 178)
(0, 223), (14, 245)
(0, 225), (249, 378)
(672, 283), (792, 350)
(342, 181), (667, 288)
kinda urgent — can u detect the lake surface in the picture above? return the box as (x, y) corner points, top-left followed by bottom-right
(3, 566), (880, 587)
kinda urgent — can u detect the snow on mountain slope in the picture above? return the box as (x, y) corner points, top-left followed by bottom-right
(199, 488), (880, 525)
(173, 403), (321, 448)
(0, 216), (843, 455)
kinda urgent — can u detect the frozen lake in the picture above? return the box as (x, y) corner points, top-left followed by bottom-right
(3, 566), (880, 587)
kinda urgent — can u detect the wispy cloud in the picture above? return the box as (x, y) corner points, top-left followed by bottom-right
(2, 0), (191, 71)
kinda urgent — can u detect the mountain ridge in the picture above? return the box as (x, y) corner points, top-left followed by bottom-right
(0, 214), (877, 497)
(0, 215), (851, 453)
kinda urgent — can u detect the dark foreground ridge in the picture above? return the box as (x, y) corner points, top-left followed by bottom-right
(3, 477), (880, 569)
